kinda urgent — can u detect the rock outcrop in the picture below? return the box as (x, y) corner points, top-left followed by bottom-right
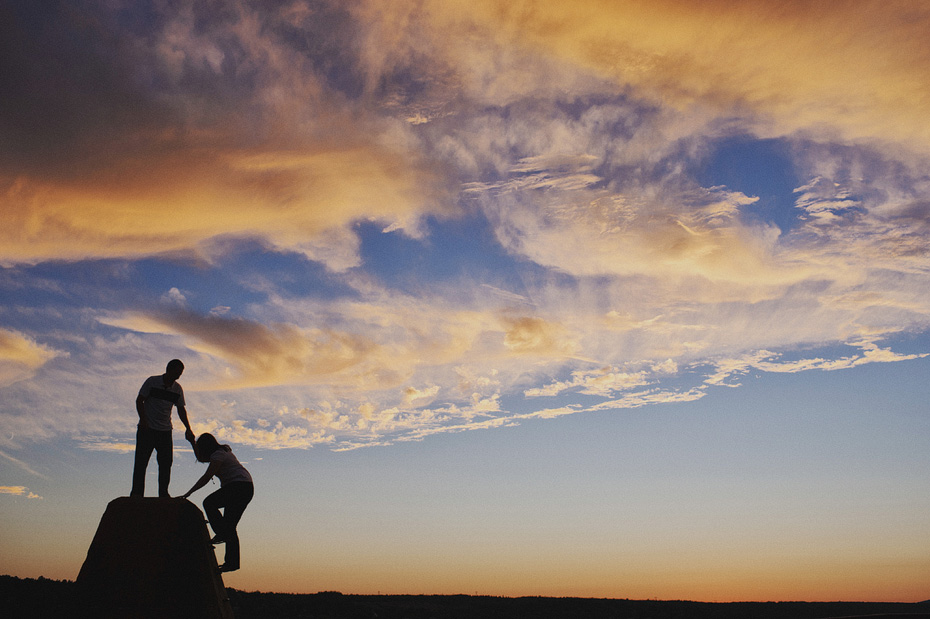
(77, 497), (234, 618)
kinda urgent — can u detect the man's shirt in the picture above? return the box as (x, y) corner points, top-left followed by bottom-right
(138, 375), (185, 431)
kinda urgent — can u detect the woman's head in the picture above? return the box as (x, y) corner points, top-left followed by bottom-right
(194, 433), (223, 462)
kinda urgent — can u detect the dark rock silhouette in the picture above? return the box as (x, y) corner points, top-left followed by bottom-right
(77, 497), (234, 618)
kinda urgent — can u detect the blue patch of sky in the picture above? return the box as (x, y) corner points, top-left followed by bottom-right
(131, 256), (262, 315)
(355, 214), (545, 297)
(0, 249), (362, 336)
(879, 329), (930, 356)
(214, 240), (360, 301)
(696, 137), (801, 235)
(0, 261), (140, 313)
(133, 242), (359, 315)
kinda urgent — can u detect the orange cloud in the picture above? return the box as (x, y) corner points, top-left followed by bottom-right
(0, 1), (449, 270)
(413, 0), (930, 152)
(0, 485), (42, 500)
(0, 328), (62, 388)
(100, 309), (384, 389)
(1, 141), (443, 270)
(501, 315), (577, 356)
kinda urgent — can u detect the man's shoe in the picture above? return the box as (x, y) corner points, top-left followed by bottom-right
(218, 564), (239, 573)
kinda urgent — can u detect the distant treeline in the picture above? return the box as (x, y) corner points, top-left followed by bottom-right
(3, 574), (929, 619)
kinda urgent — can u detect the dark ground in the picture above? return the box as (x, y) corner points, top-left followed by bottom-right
(3, 574), (929, 619)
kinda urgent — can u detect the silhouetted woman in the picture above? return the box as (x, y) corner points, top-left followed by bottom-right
(181, 434), (254, 573)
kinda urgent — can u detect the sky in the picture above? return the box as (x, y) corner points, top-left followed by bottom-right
(1, 0), (930, 603)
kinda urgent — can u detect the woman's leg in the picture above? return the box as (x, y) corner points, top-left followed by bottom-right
(203, 483), (254, 570)
(202, 487), (230, 541)
(220, 483), (254, 569)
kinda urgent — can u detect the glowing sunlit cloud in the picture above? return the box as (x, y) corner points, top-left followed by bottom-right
(467, 151), (822, 292)
(402, 385), (441, 406)
(209, 420), (334, 451)
(99, 308), (386, 389)
(0, 328), (62, 388)
(1, 144), (442, 271)
(407, 0), (930, 153)
(99, 285), (597, 395)
(0, 485), (42, 500)
(0, 1), (448, 271)
(501, 315), (577, 357)
(77, 441), (138, 454)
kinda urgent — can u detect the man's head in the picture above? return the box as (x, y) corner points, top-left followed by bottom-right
(165, 359), (184, 383)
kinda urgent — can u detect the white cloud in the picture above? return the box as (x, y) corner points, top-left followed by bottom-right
(525, 366), (651, 398)
(162, 288), (187, 305)
(705, 342), (928, 388)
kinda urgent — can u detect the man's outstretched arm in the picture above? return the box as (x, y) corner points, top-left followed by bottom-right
(177, 405), (195, 444)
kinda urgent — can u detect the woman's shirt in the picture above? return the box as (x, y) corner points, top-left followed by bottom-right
(210, 448), (253, 486)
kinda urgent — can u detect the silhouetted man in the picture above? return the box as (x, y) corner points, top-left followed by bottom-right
(130, 359), (196, 497)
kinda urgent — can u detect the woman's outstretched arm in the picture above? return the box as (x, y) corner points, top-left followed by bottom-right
(181, 460), (221, 498)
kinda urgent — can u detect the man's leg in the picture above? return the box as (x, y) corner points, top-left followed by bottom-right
(130, 426), (155, 497)
(153, 430), (173, 497)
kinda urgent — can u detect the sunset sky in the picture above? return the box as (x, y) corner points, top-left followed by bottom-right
(2, 0), (930, 602)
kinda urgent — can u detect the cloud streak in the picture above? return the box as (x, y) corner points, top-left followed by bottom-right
(0, 448), (49, 479)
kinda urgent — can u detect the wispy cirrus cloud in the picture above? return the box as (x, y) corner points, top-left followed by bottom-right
(525, 360), (677, 399)
(704, 342), (929, 388)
